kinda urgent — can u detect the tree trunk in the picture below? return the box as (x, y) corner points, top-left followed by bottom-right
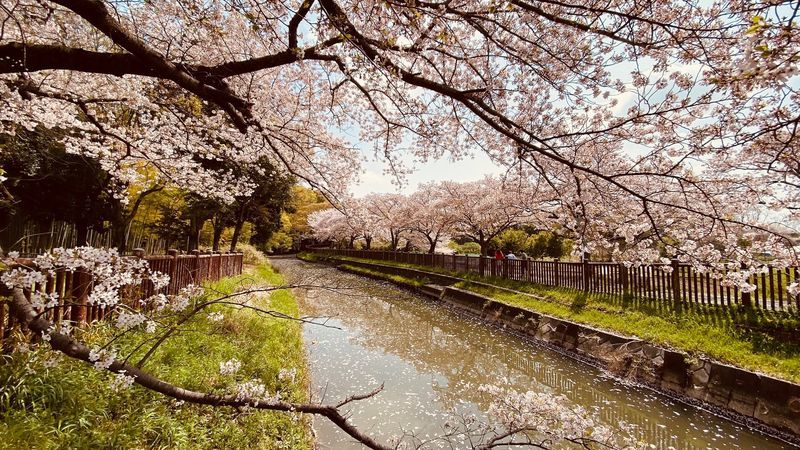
(75, 222), (89, 247)
(230, 221), (244, 252)
(427, 233), (438, 254)
(112, 219), (130, 252)
(364, 236), (372, 250)
(188, 217), (203, 251)
(478, 236), (489, 276)
(212, 223), (224, 251)
(348, 236), (356, 249)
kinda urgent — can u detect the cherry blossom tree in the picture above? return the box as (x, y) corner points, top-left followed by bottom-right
(405, 182), (455, 253)
(307, 207), (360, 248)
(3, 0), (800, 446)
(440, 176), (541, 257)
(362, 193), (410, 251)
(346, 198), (381, 250)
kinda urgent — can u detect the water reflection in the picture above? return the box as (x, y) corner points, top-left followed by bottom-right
(272, 258), (788, 449)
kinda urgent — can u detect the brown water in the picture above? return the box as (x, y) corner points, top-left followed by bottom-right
(271, 258), (792, 449)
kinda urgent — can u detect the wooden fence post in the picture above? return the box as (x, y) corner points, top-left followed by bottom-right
(740, 262), (752, 308)
(191, 249), (200, 284)
(70, 268), (91, 325)
(213, 252), (221, 281)
(581, 252), (591, 292)
(167, 249), (179, 294)
(551, 260), (558, 286)
(620, 263), (630, 300)
(671, 258), (681, 310)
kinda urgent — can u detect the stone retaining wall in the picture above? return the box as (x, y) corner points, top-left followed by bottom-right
(326, 257), (800, 442)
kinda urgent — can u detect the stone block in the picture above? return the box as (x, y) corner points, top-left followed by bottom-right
(660, 350), (688, 393)
(754, 375), (800, 435)
(561, 322), (580, 350)
(705, 363), (760, 414)
(686, 359), (711, 402)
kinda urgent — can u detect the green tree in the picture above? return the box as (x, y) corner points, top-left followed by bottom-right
(148, 202), (189, 250)
(0, 127), (121, 247)
(225, 158), (295, 252)
(492, 229), (529, 253)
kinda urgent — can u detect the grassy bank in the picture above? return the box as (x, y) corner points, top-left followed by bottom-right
(301, 252), (800, 383)
(0, 263), (310, 450)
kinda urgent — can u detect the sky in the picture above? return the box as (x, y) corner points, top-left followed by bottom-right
(342, 54), (652, 198)
(349, 151), (505, 197)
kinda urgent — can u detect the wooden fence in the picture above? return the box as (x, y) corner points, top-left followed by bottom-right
(312, 249), (800, 312)
(0, 251), (243, 351)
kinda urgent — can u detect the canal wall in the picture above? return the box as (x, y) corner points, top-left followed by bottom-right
(325, 257), (800, 443)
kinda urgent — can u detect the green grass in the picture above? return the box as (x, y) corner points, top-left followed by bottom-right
(302, 252), (800, 383)
(338, 263), (429, 287)
(0, 263), (310, 450)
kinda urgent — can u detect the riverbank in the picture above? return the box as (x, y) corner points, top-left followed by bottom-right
(299, 253), (800, 441)
(300, 252), (800, 385)
(0, 263), (310, 450)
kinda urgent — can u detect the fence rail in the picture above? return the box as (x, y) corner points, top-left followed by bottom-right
(0, 251), (244, 351)
(312, 249), (800, 312)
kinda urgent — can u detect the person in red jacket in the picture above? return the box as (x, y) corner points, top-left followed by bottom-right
(494, 250), (505, 260)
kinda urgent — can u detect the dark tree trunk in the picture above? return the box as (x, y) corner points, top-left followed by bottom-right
(230, 220), (244, 252)
(426, 232), (440, 254)
(75, 222), (89, 246)
(348, 236), (356, 249)
(188, 217), (204, 251)
(212, 222), (224, 251)
(112, 219), (129, 252)
(478, 230), (489, 256)
(364, 236), (372, 250)
(112, 186), (163, 253)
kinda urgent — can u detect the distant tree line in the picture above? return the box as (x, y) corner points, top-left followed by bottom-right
(0, 127), (311, 255)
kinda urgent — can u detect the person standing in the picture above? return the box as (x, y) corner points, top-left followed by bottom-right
(520, 251), (529, 277)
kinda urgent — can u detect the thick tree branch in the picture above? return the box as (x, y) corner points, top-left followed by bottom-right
(0, 42), (152, 76)
(48, 0), (250, 130)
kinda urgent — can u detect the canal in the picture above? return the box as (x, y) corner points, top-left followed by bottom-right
(270, 257), (790, 449)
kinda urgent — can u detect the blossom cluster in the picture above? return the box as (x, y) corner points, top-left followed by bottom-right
(477, 384), (642, 448)
(219, 358), (242, 376)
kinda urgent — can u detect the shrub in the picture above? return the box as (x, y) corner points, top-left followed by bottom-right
(237, 243), (267, 266)
(447, 241), (481, 255)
